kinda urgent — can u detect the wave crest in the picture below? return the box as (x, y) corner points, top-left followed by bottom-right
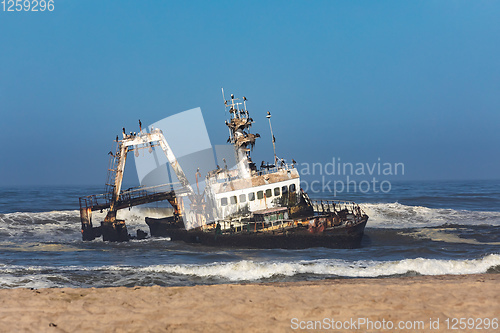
(134, 254), (500, 280)
(2, 254), (498, 287)
(361, 202), (500, 228)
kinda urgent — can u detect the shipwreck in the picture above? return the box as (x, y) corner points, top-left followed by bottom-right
(79, 92), (368, 248)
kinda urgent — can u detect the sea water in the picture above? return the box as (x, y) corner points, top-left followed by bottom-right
(0, 180), (499, 289)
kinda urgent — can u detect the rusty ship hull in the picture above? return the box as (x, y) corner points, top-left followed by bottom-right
(146, 215), (368, 249)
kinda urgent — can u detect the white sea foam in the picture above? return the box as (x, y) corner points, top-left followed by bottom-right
(116, 206), (173, 228)
(401, 228), (500, 245)
(1, 254), (498, 288)
(0, 210), (82, 242)
(361, 202), (500, 228)
(0, 207), (172, 242)
(132, 254), (500, 280)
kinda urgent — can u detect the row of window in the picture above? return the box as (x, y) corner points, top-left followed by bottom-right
(220, 184), (296, 206)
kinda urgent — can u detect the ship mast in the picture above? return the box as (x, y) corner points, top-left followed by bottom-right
(266, 111), (277, 166)
(222, 90), (259, 179)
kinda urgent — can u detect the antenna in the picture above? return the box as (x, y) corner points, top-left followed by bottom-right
(222, 88), (232, 141)
(266, 111), (277, 165)
(221, 87), (226, 105)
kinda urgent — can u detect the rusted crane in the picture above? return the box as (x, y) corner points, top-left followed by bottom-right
(80, 125), (198, 241)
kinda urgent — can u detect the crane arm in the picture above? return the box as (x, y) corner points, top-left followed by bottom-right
(105, 129), (196, 223)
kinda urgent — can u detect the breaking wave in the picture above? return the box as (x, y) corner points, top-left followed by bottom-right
(0, 207), (173, 242)
(137, 254), (500, 280)
(360, 202), (500, 228)
(1, 254), (499, 288)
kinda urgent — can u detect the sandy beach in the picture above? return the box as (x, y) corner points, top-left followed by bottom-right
(0, 274), (498, 332)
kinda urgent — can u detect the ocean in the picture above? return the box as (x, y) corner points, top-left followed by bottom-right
(0, 180), (499, 289)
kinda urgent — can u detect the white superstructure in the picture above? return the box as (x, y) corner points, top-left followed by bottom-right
(204, 92), (301, 222)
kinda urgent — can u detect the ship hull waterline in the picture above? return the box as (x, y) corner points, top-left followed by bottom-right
(145, 217), (368, 249)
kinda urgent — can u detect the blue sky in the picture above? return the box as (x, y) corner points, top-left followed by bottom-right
(0, 0), (499, 186)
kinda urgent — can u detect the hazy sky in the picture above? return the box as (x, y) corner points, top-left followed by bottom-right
(1, 0), (499, 186)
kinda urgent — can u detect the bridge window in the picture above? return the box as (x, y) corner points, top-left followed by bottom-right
(289, 184), (296, 192)
(239, 194), (246, 203)
(282, 186), (288, 194)
(248, 192), (255, 201)
(230, 196), (237, 205)
(220, 198), (228, 206)
(274, 187), (280, 196)
(265, 189), (272, 198)
(257, 191), (264, 199)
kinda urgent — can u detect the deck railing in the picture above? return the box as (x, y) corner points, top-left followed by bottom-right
(79, 182), (182, 212)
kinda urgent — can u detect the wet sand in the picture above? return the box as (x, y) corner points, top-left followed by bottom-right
(0, 274), (498, 332)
